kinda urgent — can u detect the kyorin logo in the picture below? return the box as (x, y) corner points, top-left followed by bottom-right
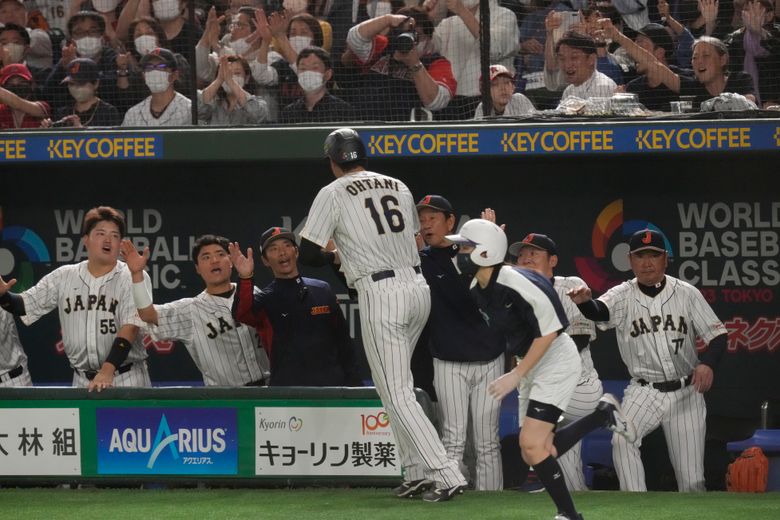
(289, 417), (303, 432)
(574, 199), (673, 293)
(0, 207), (50, 291)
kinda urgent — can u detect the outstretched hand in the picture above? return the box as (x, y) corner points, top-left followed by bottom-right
(228, 242), (255, 278)
(567, 285), (592, 304)
(0, 275), (17, 296)
(480, 207), (506, 231)
(120, 239), (150, 274)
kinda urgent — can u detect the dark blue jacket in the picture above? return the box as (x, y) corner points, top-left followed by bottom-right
(419, 245), (504, 362)
(233, 276), (362, 386)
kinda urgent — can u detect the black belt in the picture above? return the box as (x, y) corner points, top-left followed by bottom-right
(637, 374), (693, 392)
(370, 266), (421, 282)
(82, 363), (133, 381)
(0, 365), (23, 381)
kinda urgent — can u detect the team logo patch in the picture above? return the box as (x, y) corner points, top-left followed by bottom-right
(310, 305), (330, 315)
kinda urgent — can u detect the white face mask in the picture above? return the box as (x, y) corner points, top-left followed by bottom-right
(76, 36), (102, 58)
(68, 84), (95, 103)
(229, 36), (250, 55)
(3, 43), (25, 63)
(283, 0), (307, 15)
(298, 70), (325, 93)
(144, 69), (171, 93)
(222, 74), (246, 92)
(373, 1), (393, 18)
(92, 0), (121, 13)
(288, 36), (312, 55)
(153, 0), (181, 21)
(134, 35), (158, 56)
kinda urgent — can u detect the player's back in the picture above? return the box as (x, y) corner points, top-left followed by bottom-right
(327, 170), (420, 283)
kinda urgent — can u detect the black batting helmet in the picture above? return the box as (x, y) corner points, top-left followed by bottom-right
(324, 128), (366, 165)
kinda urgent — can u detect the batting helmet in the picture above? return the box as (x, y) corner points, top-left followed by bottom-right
(324, 128), (366, 165)
(446, 219), (507, 267)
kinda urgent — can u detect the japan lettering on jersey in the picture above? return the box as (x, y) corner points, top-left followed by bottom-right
(19, 260), (149, 371)
(301, 170), (420, 285)
(597, 275), (727, 381)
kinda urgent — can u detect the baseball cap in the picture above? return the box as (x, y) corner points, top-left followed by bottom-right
(416, 195), (454, 214)
(0, 63), (32, 85)
(488, 64), (514, 81)
(140, 47), (178, 71)
(61, 58), (100, 83)
(259, 226), (297, 254)
(628, 229), (667, 254)
(636, 24), (674, 58)
(508, 233), (557, 257)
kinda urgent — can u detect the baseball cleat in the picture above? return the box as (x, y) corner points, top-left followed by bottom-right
(421, 483), (466, 502)
(598, 393), (637, 443)
(393, 479), (433, 498)
(554, 514), (584, 520)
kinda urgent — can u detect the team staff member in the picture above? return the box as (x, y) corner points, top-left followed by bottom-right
(417, 195), (505, 491)
(0, 206), (150, 391)
(511, 233), (603, 491)
(447, 219), (634, 520)
(297, 129), (467, 502)
(229, 227), (362, 387)
(122, 235), (270, 387)
(0, 312), (32, 387)
(569, 229), (728, 492)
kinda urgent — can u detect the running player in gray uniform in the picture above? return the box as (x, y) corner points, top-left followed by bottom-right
(0, 312), (32, 387)
(511, 233), (603, 491)
(569, 229), (728, 492)
(121, 235), (270, 387)
(298, 128), (466, 502)
(0, 206), (150, 391)
(447, 219), (635, 520)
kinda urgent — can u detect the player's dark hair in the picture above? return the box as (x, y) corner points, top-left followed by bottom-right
(82, 206), (126, 237)
(192, 235), (230, 263)
(555, 31), (597, 56)
(0, 23), (31, 46)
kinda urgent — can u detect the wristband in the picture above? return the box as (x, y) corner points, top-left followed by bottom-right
(132, 280), (152, 309)
(409, 62), (424, 73)
(239, 272), (254, 280)
(105, 337), (132, 369)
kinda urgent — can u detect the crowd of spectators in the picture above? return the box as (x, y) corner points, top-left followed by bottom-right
(1, 0), (779, 128)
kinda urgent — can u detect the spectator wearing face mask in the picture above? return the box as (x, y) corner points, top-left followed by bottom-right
(197, 6), (261, 84)
(41, 57), (121, 127)
(0, 63), (49, 128)
(122, 47), (191, 126)
(280, 46), (354, 123)
(117, 0), (202, 58)
(0, 0), (53, 69)
(0, 23), (50, 88)
(199, 54), (269, 124)
(115, 15), (191, 112)
(44, 11), (120, 111)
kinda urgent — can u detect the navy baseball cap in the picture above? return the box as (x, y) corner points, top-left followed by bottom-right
(509, 233), (557, 257)
(140, 47), (178, 71)
(416, 194), (454, 214)
(61, 58), (100, 83)
(629, 229), (667, 254)
(259, 227), (297, 254)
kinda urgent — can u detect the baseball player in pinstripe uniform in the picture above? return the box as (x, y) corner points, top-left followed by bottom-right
(0, 312), (32, 387)
(569, 229), (728, 492)
(0, 206), (151, 391)
(417, 195), (505, 491)
(447, 219), (635, 520)
(121, 235), (270, 387)
(298, 128), (466, 502)
(511, 233), (603, 491)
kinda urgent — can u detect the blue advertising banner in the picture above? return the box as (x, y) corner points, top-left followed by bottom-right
(96, 408), (238, 475)
(0, 134), (162, 161)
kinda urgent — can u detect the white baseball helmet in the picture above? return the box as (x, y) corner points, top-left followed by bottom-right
(446, 219), (507, 267)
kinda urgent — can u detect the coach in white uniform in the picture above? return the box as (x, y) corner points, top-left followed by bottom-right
(0, 312), (32, 387)
(0, 206), (151, 391)
(511, 233), (602, 491)
(569, 229), (728, 492)
(122, 235), (270, 387)
(298, 128), (467, 502)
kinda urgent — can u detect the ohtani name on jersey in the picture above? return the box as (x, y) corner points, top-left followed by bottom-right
(63, 294), (118, 314)
(345, 177), (399, 196)
(206, 317), (239, 339)
(630, 314), (688, 337)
